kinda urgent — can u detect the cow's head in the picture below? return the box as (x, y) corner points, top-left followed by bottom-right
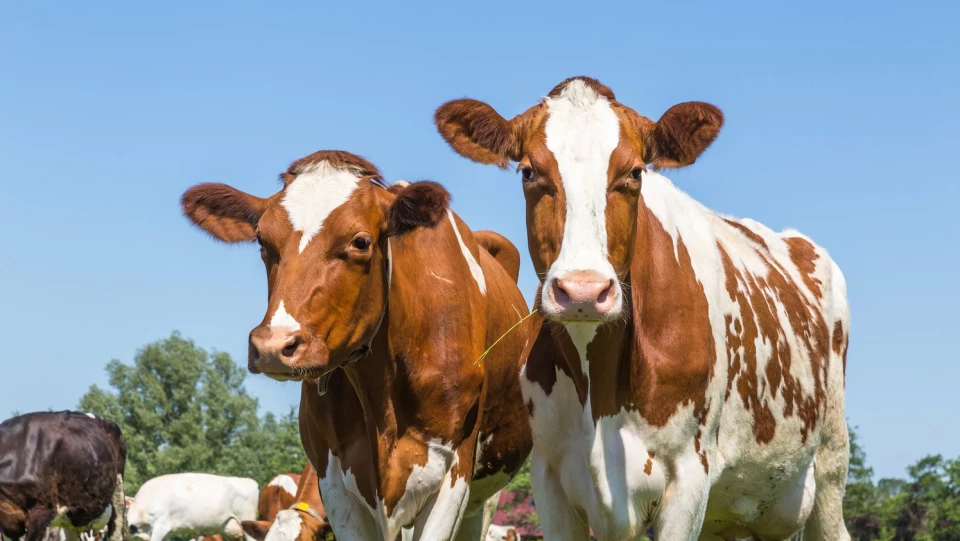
(182, 151), (450, 389)
(436, 77), (722, 322)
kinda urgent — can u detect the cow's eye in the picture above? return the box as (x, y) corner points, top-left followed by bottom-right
(351, 236), (372, 251)
(520, 167), (535, 182)
(628, 167), (644, 181)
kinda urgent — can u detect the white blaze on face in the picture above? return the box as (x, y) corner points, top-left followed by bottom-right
(542, 79), (622, 294)
(282, 161), (362, 253)
(270, 300), (301, 332)
(267, 474), (298, 497)
(263, 510), (303, 541)
(448, 210), (486, 295)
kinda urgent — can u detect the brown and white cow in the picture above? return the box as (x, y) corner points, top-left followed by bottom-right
(241, 464), (329, 541)
(435, 77), (851, 540)
(181, 151), (533, 541)
(238, 471), (302, 541)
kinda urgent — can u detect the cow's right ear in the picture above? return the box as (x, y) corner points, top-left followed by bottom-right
(387, 181), (451, 235)
(434, 99), (520, 168)
(240, 520), (271, 541)
(180, 183), (267, 243)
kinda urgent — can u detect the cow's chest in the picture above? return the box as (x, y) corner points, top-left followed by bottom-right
(321, 438), (458, 541)
(521, 367), (666, 538)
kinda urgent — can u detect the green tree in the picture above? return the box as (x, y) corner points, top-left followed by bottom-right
(846, 426), (883, 540)
(79, 332), (305, 494)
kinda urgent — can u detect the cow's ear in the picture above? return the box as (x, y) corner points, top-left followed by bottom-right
(643, 102), (724, 169)
(434, 99), (521, 168)
(181, 183), (267, 243)
(240, 521), (271, 541)
(387, 181), (451, 235)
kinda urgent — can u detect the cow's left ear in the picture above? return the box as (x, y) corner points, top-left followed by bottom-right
(643, 102), (724, 169)
(181, 183), (267, 243)
(387, 181), (451, 235)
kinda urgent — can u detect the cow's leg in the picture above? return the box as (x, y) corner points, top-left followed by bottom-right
(147, 520), (171, 541)
(477, 491), (500, 541)
(802, 398), (851, 541)
(451, 510), (484, 541)
(221, 518), (244, 541)
(411, 473), (470, 541)
(23, 508), (57, 541)
(317, 476), (379, 541)
(529, 458), (589, 540)
(650, 457), (710, 541)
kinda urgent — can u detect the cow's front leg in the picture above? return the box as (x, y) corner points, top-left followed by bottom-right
(651, 455), (710, 541)
(317, 467), (380, 541)
(530, 456), (590, 540)
(411, 471), (470, 541)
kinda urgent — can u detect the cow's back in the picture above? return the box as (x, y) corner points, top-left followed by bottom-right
(0, 412), (124, 517)
(700, 206), (850, 536)
(130, 474), (258, 533)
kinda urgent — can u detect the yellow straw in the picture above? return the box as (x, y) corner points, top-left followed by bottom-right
(475, 309), (538, 365)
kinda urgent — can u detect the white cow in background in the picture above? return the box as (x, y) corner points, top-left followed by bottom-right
(128, 473), (258, 541)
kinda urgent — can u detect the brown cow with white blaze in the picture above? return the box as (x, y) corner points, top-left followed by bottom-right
(241, 464), (329, 541)
(436, 77), (851, 540)
(238, 471), (302, 541)
(181, 151), (533, 541)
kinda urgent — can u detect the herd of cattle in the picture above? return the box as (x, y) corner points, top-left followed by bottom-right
(2, 77), (851, 541)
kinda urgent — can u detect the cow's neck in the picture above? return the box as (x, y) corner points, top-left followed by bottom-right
(547, 196), (715, 426)
(342, 315), (399, 448)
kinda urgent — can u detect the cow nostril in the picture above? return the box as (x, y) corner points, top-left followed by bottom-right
(597, 280), (615, 304)
(552, 280), (570, 304)
(281, 336), (302, 358)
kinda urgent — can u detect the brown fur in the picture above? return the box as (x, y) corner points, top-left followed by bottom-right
(647, 102), (724, 168)
(180, 183), (266, 243)
(548, 76), (616, 101)
(287, 150), (381, 178)
(473, 230), (522, 282)
(434, 99), (517, 168)
(387, 181), (451, 235)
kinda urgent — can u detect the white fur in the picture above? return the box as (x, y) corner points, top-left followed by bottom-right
(320, 440), (482, 541)
(447, 210), (486, 295)
(262, 510), (303, 541)
(522, 169), (851, 539)
(127, 473), (258, 541)
(269, 300), (300, 332)
(387, 238), (393, 290)
(267, 474), (298, 497)
(541, 80), (622, 315)
(282, 161), (361, 253)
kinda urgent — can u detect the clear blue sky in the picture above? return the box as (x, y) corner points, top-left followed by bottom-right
(1, 1), (956, 480)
